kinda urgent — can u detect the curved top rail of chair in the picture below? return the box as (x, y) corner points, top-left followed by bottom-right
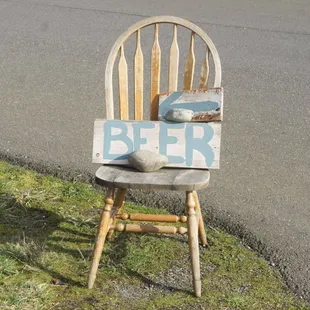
(105, 15), (222, 119)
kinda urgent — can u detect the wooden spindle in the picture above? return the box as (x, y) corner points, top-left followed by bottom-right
(118, 45), (129, 120)
(193, 191), (207, 246)
(134, 29), (144, 120)
(110, 223), (187, 235)
(150, 24), (161, 120)
(199, 48), (209, 89)
(169, 24), (179, 92)
(107, 188), (126, 240)
(88, 188), (114, 289)
(116, 213), (187, 223)
(186, 191), (201, 297)
(184, 32), (195, 90)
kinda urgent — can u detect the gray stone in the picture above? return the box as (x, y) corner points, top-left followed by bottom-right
(128, 150), (168, 172)
(165, 108), (194, 122)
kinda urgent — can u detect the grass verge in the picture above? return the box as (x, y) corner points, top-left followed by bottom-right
(0, 160), (309, 310)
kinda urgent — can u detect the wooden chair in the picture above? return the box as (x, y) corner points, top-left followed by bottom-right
(88, 16), (222, 297)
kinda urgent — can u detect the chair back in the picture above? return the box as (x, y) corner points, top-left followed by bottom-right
(105, 16), (222, 121)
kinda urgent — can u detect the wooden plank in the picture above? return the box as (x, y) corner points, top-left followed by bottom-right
(150, 24), (161, 120)
(199, 49), (209, 89)
(184, 32), (195, 90)
(134, 29), (144, 120)
(93, 119), (221, 169)
(95, 166), (210, 191)
(118, 45), (129, 120)
(158, 88), (223, 122)
(169, 24), (179, 92)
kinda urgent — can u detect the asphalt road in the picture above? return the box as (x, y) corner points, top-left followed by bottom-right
(1, 0), (310, 301)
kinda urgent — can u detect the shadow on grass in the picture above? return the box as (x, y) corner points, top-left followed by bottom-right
(0, 192), (189, 294)
(0, 193), (87, 286)
(107, 232), (189, 294)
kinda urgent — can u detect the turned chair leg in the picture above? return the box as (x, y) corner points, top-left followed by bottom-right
(107, 188), (127, 240)
(193, 191), (207, 247)
(88, 188), (114, 289)
(186, 191), (201, 297)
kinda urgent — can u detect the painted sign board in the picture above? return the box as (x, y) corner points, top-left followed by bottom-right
(158, 88), (223, 122)
(93, 120), (221, 169)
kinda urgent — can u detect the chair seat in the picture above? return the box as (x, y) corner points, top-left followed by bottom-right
(95, 165), (210, 191)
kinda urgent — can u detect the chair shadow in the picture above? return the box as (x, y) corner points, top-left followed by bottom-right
(0, 193), (191, 293)
(108, 232), (190, 294)
(0, 193), (89, 286)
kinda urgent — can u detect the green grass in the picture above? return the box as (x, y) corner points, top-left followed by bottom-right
(0, 160), (309, 310)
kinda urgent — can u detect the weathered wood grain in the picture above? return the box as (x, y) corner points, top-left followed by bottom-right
(134, 29), (144, 120)
(169, 24), (179, 92)
(158, 88), (223, 122)
(93, 120), (221, 169)
(199, 49), (210, 89)
(184, 32), (195, 90)
(95, 166), (210, 191)
(118, 45), (129, 120)
(150, 24), (161, 120)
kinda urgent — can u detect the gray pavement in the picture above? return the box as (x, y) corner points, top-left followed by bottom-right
(1, 0), (310, 301)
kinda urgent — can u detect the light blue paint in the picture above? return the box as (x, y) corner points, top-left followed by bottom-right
(103, 120), (133, 160)
(132, 122), (155, 150)
(159, 121), (185, 164)
(185, 123), (214, 167)
(102, 120), (216, 167)
(159, 91), (219, 117)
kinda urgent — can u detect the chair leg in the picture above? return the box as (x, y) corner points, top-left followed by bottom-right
(107, 188), (126, 240)
(186, 191), (201, 297)
(88, 188), (114, 289)
(193, 191), (207, 247)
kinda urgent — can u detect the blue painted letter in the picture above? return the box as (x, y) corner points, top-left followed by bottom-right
(185, 124), (214, 167)
(103, 120), (133, 160)
(132, 122), (155, 150)
(159, 122), (185, 164)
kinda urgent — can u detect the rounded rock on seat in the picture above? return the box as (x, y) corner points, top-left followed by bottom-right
(165, 108), (194, 122)
(128, 150), (168, 172)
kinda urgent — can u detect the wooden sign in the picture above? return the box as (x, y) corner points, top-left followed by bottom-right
(93, 120), (221, 169)
(158, 88), (223, 122)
